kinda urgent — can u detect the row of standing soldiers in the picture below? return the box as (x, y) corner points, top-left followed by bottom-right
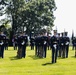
(0, 30), (70, 64)
(30, 31), (70, 63)
(12, 32), (28, 58)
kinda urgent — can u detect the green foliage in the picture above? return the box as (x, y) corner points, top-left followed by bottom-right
(0, 46), (76, 75)
(19, 0), (56, 34)
(0, 0), (56, 35)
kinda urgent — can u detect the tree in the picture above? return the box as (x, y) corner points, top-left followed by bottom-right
(18, 0), (56, 35)
(0, 0), (56, 45)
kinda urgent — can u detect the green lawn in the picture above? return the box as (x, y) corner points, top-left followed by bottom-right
(0, 46), (76, 75)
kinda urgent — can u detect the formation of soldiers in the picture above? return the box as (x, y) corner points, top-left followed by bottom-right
(31, 30), (70, 63)
(1, 30), (76, 64)
(12, 32), (28, 58)
(34, 32), (48, 58)
(50, 30), (70, 63)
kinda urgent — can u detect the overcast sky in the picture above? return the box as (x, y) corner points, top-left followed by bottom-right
(53, 0), (76, 37)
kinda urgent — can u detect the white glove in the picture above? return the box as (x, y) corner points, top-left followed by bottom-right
(53, 44), (57, 49)
(22, 41), (25, 45)
(0, 42), (3, 45)
(66, 42), (69, 45)
(44, 41), (46, 45)
(61, 43), (63, 45)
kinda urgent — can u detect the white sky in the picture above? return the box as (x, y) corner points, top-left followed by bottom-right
(53, 0), (76, 37)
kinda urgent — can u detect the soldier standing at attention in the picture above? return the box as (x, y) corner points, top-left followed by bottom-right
(57, 33), (61, 57)
(21, 32), (28, 58)
(30, 35), (35, 50)
(50, 30), (58, 63)
(60, 33), (65, 58)
(42, 32), (48, 58)
(72, 37), (76, 56)
(0, 31), (6, 58)
(64, 32), (70, 58)
(5, 36), (9, 50)
(17, 32), (22, 58)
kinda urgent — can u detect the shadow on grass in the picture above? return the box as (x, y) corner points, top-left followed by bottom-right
(28, 55), (43, 60)
(71, 56), (76, 58)
(42, 62), (54, 66)
(9, 56), (22, 60)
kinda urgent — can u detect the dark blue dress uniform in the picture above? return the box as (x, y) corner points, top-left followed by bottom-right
(21, 35), (28, 58)
(57, 33), (61, 57)
(60, 34), (65, 58)
(42, 35), (48, 58)
(50, 35), (58, 63)
(72, 37), (75, 50)
(30, 36), (35, 50)
(34, 36), (40, 56)
(12, 36), (18, 50)
(0, 33), (6, 58)
(5, 37), (9, 50)
(72, 37), (76, 56)
(34, 35), (43, 57)
(17, 35), (22, 58)
(64, 32), (70, 58)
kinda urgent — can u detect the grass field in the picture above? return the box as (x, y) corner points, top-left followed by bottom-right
(0, 46), (76, 75)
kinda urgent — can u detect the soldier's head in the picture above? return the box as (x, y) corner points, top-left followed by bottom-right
(61, 32), (64, 37)
(58, 33), (60, 36)
(1, 31), (4, 34)
(65, 32), (68, 36)
(53, 30), (57, 35)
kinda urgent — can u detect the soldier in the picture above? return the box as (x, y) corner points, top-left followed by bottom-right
(50, 30), (58, 63)
(30, 35), (35, 50)
(60, 32), (65, 58)
(72, 37), (75, 50)
(0, 31), (6, 58)
(57, 33), (61, 57)
(5, 36), (9, 50)
(12, 35), (18, 50)
(47, 34), (51, 50)
(64, 32), (70, 58)
(21, 32), (28, 58)
(17, 33), (22, 58)
(42, 33), (48, 58)
(34, 33), (43, 58)
(72, 37), (76, 56)
(34, 34), (40, 56)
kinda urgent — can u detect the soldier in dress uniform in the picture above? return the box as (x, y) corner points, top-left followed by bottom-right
(34, 34), (40, 56)
(12, 35), (18, 50)
(72, 37), (76, 56)
(72, 37), (75, 50)
(0, 31), (6, 58)
(17, 32), (22, 58)
(50, 30), (58, 63)
(21, 32), (28, 58)
(42, 33), (48, 58)
(5, 36), (9, 50)
(30, 35), (35, 50)
(47, 34), (51, 50)
(34, 35), (38, 56)
(60, 32), (65, 58)
(57, 33), (61, 57)
(34, 33), (43, 58)
(64, 32), (70, 58)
